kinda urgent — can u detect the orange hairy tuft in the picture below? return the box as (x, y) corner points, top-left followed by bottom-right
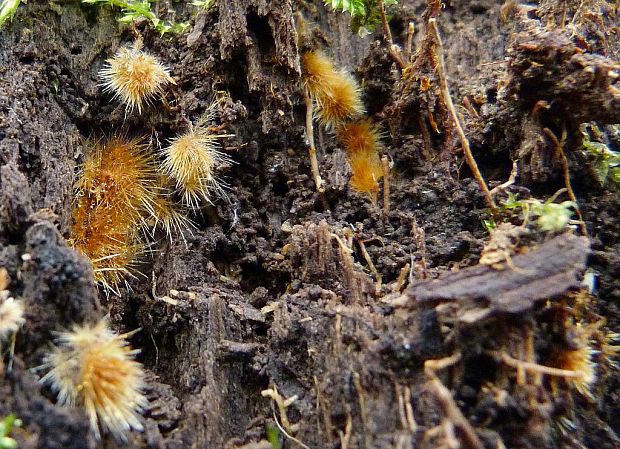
(71, 137), (159, 293)
(547, 323), (598, 398)
(548, 346), (596, 397)
(99, 42), (175, 114)
(302, 51), (364, 128)
(347, 149), (383, 201)
(150, 181), (196, 243)
(337, 120), (383, 156)
(161, 107), (233, 210)
(337, 120), (384, 200)
(41, 320), (147, 440)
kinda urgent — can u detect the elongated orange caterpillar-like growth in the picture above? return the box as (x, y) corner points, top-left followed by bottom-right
(71, 137), (159, 292)
(337, 120), (384, 200)
(548, 345), (596, 398)
(302, 51), (364, 129)
(347, 148), (383, 201)
(338, 120), (383, 156)
(161, 106), (233, 210)
(41, 320), (147, 441)
(99, 41), (175, 114)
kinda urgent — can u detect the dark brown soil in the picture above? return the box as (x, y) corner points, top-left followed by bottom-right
(1, 1), (619, 448)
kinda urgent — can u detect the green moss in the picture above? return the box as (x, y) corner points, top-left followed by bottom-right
(324, 0), (398, 35)
(81, 0), (188, 35)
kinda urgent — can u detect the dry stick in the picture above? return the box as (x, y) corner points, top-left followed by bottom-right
(404, 386), (418, 432)
(405, 22), (415, 61)
(428, 19), (498, 216)
(358, 238), (382, 295)
(339, 414), (353, 449)
(378, 0), (407, 69)
(490, 160), (518, 196)
(425, 353), (486, 449)
(381, 155), (391, 216)
(352, 372), (371, 449)
(304, 91), (325, 192)
(542, 127), (587, 236)
(489, 351), (585, 379)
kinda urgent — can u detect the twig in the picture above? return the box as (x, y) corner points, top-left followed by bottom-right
(424, 353), (486, 449)
(270, 400), (311, 449)
(378, 0), (407, 69)
(489, 351), (586, 379)
(542, 127), (587, 236)
(404, 386), (418, 432)
(382, 155), (391, 217)
(262, 385), (299, 435)
(428, 19), (497, 216)
(424, 352), (462, 376)
(426, 378), (485, 449)
(357, 238), (382, 295)
(490, 160), (518, 196)
(338, 414), (353, 449)
(405, 22), (415, 61)
(352, 372), (370, 449)
(304, 91), (324, 192)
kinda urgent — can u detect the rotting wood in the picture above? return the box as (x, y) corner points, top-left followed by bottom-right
(217, 340), (264, 361)
(396, 233), (590, 314)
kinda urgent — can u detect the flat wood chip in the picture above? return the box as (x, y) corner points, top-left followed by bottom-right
(398, 233), (590, 314)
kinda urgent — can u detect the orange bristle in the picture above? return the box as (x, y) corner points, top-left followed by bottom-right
(99, 41), (175, 114)
(150, 182), (196, 243)
(347, 149), (383, 201)
(301, 51), (342, 99)
(302, 51), (364, 128)
(71, 137), (159, 292)
(547, 345), (596, 398)
(337, 120), (383, 156)
(160, 103), (233, 210)
(41, 320), (147, 441)
(337, 119), (385, 201)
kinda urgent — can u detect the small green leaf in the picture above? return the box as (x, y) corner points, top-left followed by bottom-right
(266, 424), (282, 449)
(0, 0), (22, 27)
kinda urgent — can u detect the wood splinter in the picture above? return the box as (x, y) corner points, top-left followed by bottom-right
(305, 91), (325, 192)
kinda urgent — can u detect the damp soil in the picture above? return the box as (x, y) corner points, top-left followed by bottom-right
(1, 1), (619, 448)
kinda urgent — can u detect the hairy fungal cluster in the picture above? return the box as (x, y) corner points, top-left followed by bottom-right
(161, 105), (233, 210)
(70, 135), (209, 292)
(71, 138), (159, 293)
(337, 120), (384, 199)
(302, 49), (385, 198)
(41, 320), (147, 440)
(71, 39), (233, 293)
(99, 40), (174, 114)
(302, 50), (365, 129)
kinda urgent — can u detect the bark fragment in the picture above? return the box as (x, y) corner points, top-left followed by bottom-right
(398, 233), (590, 314)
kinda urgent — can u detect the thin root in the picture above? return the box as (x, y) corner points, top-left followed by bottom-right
(429, 19), (497, 216)
(304, 91), (324, 192)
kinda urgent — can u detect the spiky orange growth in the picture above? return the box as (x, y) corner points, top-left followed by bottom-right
(302, 51), (364, 129)
(337, 120), (384, 200)
(99, 42), (174, 114)
(548, 345), (596, 397)
(150, 183), (196, 243)
(161, 121), (232, 210)
(347, 149), (383, 201)
(41, 320), (147, 440)
(338, 120), (383, 156)
(71, 138), (159, 292)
